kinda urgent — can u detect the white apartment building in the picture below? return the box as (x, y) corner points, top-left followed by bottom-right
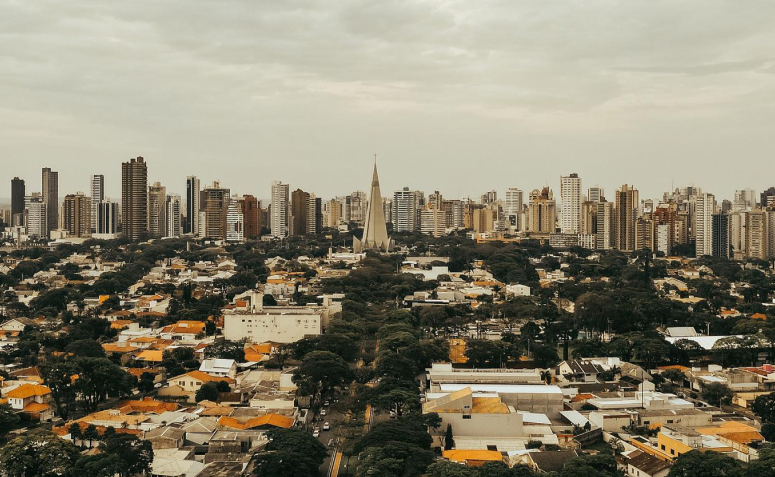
(223, 308), (323, 343)
(165, 194), (181, 238)
(695, 193), (715, 257)
(560, 173), (581, 234)
(504, 188), (523, 232)
(226, 198), (244, 242)
(90, 174), (104, 233)
(270, 181), (290, 237)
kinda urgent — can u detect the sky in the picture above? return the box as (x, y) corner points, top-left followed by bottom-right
(1, 0), (774, 205)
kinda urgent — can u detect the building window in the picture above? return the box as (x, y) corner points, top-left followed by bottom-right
(670, 449), (675, 455)
(462, 415), (471, 420)
(661, 444), (665, 450)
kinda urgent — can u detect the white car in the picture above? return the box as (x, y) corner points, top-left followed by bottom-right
(323, 422), (330, 431)
(320, 409), (327, 416)
(313, 430), (320, 438)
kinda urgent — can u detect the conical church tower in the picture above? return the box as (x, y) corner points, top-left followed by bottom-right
(354, 158), (393, 253)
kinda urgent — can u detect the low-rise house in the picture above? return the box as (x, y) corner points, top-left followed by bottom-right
(623, 450), (671, 477)
(199, 359), (237, 379)
(168, 371), (236, 395)
(4, 383), (54, 421)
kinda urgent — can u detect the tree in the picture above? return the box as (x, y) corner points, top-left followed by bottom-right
(293, 351), (352, 401)
(83, 424), (99, 447)
(355, 442), (435, 477)
(99, 433), (154, 477)
(69, 423), (83, 444)
(752, 392), (775, 423)
(662, 369), (686, 385)
(137, 372), (156, 395)
(252, 450), (320, 477)
(265, 428), (327, 466)
(0, 430), (80, 477)
(700, 382), (733, 407)
(0, 403), (21, 436)
(195, 382), (220, 402)
(560, 454), (621, 477)
(41, 360), (79, 420)
(204, 340), (245, 362)
(65, 339), (107, 358)
(749, 444), (775, 477)
(444, 423), (454, 450)
(371, 388), (420, 417)
(667, 450), (742, 477)
(532, 344), (560, 368)
(465, 340), (512, 368)
(73, 357), (136, 412)
(71, 454), (125, 477)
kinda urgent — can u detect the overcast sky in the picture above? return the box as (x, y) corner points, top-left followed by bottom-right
(1, 0), (774, 204)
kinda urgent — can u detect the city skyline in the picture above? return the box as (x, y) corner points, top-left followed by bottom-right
(0, 157), (771, 207)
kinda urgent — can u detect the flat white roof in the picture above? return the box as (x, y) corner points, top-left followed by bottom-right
(439, 384), (563, 395)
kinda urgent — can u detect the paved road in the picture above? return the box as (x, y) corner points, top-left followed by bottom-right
(317, 398), (347, 476)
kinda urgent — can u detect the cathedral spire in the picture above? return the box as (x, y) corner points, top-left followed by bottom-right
(354, 157), (392, 253)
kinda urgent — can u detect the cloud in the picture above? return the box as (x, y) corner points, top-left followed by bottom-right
(0, 0), (774, 201)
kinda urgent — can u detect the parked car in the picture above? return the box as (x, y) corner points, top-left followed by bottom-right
(323, 422), (330, 431)
(313, 429), (320, 438)
(320, 409), (327, 416)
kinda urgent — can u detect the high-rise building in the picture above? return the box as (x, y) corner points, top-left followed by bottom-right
(744, 210), (769, 260)
(63, 192), (91, 238)
(588, 187), (604, 203)
(226, 198), (244, 242)
(504, 188), (523, 232)
(90, 174), (105, 233)
(382, 198), (393, 228)
(25, 193), (47, 239)
(580, 201), (597, 235)
(596, 201), (615, 250)
(427, 191), (444, 211)
(271, 181), (290, 238)
(307, 194), (322, 235)
(527, 187), (556, 234)
(148, 182), (167, 238)
(481, 190), (498, 205)
(421, 207), (448, 237)
(712, 213), (730, 259)
(41, 168), (59, 232)
(203, 182), (230, 240)
(761, 187), (775, 209)
(393, 187), (421, 232)
(442, 199), (465, 229)
(240, 195), (260, 239)
(11, 177), (25, 227)
(695, 193), (715, 257)
(734, 189), (756, 210)
(354, 162), (392, 253)
(165, 194), (181, 238)
(349, 191), (367, 226)
(325, 199), (341, 228)
(96, 200), (119, 235)
(185, 176), (201, 236)
(121, 157), (148, 241)
(291, 188), (310, 236)
(560, 173), (581, 234)
(614, 184), (638, 252)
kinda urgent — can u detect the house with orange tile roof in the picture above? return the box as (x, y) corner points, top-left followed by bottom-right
(5, 383), (54, 421)
(442, 450), (504, 466)
(160, 320), (206, 341)
(217, 413), (294, 430)
(167, 370), (235, 394)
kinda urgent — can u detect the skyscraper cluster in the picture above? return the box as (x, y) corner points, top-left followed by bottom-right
(3, 161), (775, 260)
